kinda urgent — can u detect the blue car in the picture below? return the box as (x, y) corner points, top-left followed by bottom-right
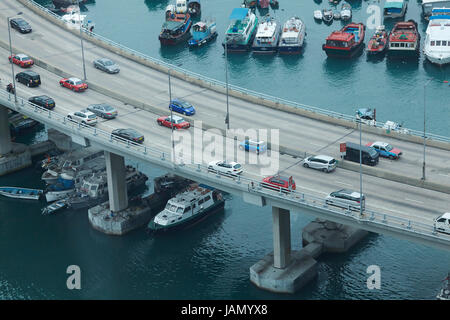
(239, 140), (267, 154)
(169, 98), (196, 116)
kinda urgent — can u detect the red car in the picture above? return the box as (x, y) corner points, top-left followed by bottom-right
(157, 115), (190, 130)
(9, 53), (34, 68)
(262, 175), (296, 192)
(59, 77), (88, 92)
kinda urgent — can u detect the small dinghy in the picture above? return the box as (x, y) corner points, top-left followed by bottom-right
(314, 10), (323, 20)
(41, 200), (69, 215)
(341, 2), (352, 21)
(333, 12), (341, 20)
(322, 8), (333, 24)
(0, 187), (43, 200)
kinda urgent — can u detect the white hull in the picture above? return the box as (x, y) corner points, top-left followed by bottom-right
(0, 191), (40, 200)
(425, 52), (450, 65)
(45, 189), (74, 202)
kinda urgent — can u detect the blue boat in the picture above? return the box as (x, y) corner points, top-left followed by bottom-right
(0, 187), (43, 200)
(188, 20), (217, 47)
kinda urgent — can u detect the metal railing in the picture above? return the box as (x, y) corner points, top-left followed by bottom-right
(1, 88), (449, 247)
(22, 0), (450, 144)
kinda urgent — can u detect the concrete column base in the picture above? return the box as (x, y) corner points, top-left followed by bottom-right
(0, 143), (32, 176)
(250, 250), (318, 294)
(302, 218), (369, 253)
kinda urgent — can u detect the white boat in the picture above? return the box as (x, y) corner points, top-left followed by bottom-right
(148, 184), (225, 234)
(223, 8), (258, 52)
(61, 11), (95, 31)
(278, 17), (306, 54)
(0, 187), (43, 200)
(340, 3), (352, 21)
(436, 272), (450, 300)
(333, 12), (341, 20)
(41, 200), (69, 215)
(424, 8), (450, 65)
(422, 0), (450, 19)
(314, 10), (323, 21)
(252, 15), (281, 54)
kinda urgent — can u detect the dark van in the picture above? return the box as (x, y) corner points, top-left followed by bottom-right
(342, 142), (379, 166)
(15, 71), (41, 87)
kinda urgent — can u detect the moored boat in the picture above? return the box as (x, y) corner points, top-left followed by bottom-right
(341, 3), (352, 21)
(278, 17), (306, 54)
(387, 20), (420, 58)
(322, 22), (365, 58)
(424, 9), (450, 65)
(252, 15), (281, 54)
(41, 200), (69, 215)
(188, 20), (217, 48)
(422, 0), (450, 20)
(314, 10), (323, 21)
(322, 8), (334, 24)
(258, 0), (270, 9)
(147, 184), (225, 234)
(44, 173), (75, 202)
(367, 25), (388, 56)
(437, 272), (450, 300)
(159, 11), (192, 45)
(223, 8), (258, 52)
(383, 0), (407, 19)
(0, 187), (43, 200)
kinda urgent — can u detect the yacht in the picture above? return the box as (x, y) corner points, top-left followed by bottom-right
(422, 0), (450, 19)
(252, 15), (281, 54)
(223, 8), (258, 52)
(424, 8), (450, 65)
(278, 17), (306, 54)
(148, 184), (225, 234)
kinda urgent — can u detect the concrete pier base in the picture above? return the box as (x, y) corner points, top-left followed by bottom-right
(0, 143), (32, 176)
(302, 218), (369, 253)
(47, 128), (82, 152)
(250, 250), (318, 294)
(88, 202), (152, 235)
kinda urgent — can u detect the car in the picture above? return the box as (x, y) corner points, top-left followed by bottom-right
(262, 175), (296, 192)
(8, 54), (34, 68)
(15, 71), (41, 87)
(434, 212), (450, 235)
(59, 77), (88, 92)
(365, 141), (402, 160)
(208, 160), (243, 176)
(28, 95), (55, 110)
(157, 115), (190, 130)
(303, 155), (337, 173)
(67, 109), (97, 126)
(93, 58), (120, 74)
(10, 18), (32, 33)
(169, 98), (196, 116)
(111, 128), (144, 144)
(239, 139), (267, 154)
(87, 103), (118, 119)
(325, 189), (365, 211)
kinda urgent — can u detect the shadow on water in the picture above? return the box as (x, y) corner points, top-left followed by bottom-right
(344, 0), (363, 10)
(251, 53), (278, 68)
(422, 59), (450, 81)
(144, 0), (170, 12)
(385, 56), (420, 78)
(322, 46), (365, 76)
(159, 42), (191, 62)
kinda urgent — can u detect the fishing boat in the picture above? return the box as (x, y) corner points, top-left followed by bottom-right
(0, 187), (43, 200)
(387, 20), (420, 58)
(41, 200), (69, 215)
(422, 0), (450, 20)
(252, 15), (281, 54)
(424, 9), (450, 65)
(278, 17), (306, 54)
(314, 10), (323, 21)
(383, 0), (407, 19)
(322, 8), (334, 24)
(223, 8), (258, 52)
(258, 0), (270, 9)
(159, 11), (192, 45)
(437, 272), (450, 300)
(147, 184), (224, 234)
(340, 2), (352, 21)
(188, 20), (217, 48)
(44, 173), (76, 202)
(322, 22), (365, 58)
(174, 0), (201, 17)
(367, 25), (388, 56)
(333, 12), (341, 20)
(242, 0), (257, 8)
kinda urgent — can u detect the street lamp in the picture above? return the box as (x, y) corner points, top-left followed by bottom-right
(78, 6), (87, 81)
(422, 78), (433, 181)
(358, 118), (363, 217)
(7, 12), (22, 103)
(168, 69), (175, 160)
(224, 38), (230, 130)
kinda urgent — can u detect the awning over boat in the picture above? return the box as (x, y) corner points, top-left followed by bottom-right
(162, 20), (184, 31)
(384, 1), (404, 9)
(229, 8), (249, 20)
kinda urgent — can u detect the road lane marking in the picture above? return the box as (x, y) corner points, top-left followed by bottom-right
(405, 198), (424, 204)
(335, 180), (353, 187)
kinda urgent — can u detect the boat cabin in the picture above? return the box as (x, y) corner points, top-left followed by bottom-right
(422, 0), (450, 18)
(389, 22), (419, 51)
(326, 32), (356, 48)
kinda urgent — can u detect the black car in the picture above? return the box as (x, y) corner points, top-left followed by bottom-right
(28, 95), (55, 110)
(15, 71), (41, 87)
(10, 18), (32, 34)
(112, 128), (144, 144)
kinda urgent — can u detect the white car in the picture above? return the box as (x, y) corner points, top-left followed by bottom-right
(325, 189), (365, 211)
(67, 109), (98, 126)
(208, 160), (243, 176)
(303, 155), (337, 173)
(434, 212), (450, 234)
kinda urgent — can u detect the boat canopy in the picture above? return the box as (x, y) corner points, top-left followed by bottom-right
(384, 1), (404, 9)
(162, 20), (184, 31)
(229, 8), (249, 20)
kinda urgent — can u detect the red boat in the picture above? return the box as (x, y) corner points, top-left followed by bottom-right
(322, 23), (365, 58)
(159, 12), (192, 46)
(367, 25), (388, 56)
(387, 20), (420, 58)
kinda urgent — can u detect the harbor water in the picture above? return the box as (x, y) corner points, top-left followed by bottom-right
(0, 0), (449, 299)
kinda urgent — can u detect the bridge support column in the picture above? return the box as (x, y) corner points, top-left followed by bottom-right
(249, 206), (318, 294)
(105, 151), (128, 212)
(0, 105), (12, 155)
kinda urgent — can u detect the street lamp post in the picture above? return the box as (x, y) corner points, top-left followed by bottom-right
(169, 69), (174, 160)
(225, 39), (230, 130)
(422, 78), (432, 181)
(79, 6), (87, 81)
(359, 118), (363, 217)
(7, 12), (22, 103)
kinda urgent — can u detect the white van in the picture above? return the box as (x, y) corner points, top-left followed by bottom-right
(434, 212), (450, 234)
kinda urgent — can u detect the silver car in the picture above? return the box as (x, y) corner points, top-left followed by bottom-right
(303, 155), (337, 173)
(87, 103), (118, 119)
(325, 189), (365, 211)
(93, 58), (120, 74)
